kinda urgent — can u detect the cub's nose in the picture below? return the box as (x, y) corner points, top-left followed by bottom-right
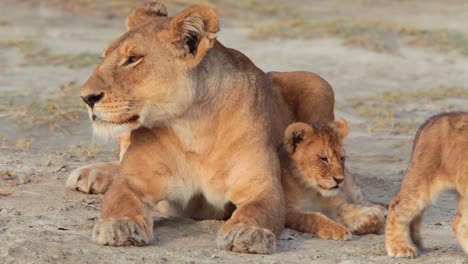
(81, 92), (104, 108)
(333, 176), (344, 185)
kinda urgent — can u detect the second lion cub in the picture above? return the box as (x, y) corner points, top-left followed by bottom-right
(386, 112), (468, 258)
(280, 119), (385, 240)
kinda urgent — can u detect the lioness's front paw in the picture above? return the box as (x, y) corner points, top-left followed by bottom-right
(92, 217), (153, 246)
(349, 206), (386, 235)
(316, 223), (352, 241)
(386, 243), (418, 258)
(66, 162), (117, 194)
(217, 224), (276, 254)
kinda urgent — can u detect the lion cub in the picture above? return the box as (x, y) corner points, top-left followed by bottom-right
(281, 119), (385, 240)
(386, 112), (468, 258)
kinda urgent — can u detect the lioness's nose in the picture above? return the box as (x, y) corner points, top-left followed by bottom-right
(81, 92), (104, 108)
(333, 176), (344, 184)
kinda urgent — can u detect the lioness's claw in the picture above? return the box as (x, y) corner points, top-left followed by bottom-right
(92, 217), (153, 246)
(217, 224), (276, 254)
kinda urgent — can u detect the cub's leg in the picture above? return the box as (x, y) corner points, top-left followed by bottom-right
(409, 212), (424, 249)
(66, 132), (131, 194)
(385, 173), (442, 258)
(453, 196), (468, 253)
(286, 209), (351, 240)
(335, 201), (386, 235)
(217, 156), (285, 254)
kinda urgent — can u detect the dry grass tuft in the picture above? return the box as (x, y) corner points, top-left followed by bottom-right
(0, 39), (100, 68)
(0, 81), (85, 131)
(346, 86), (468, 133)
(15, 138), (33, 150)
(252, 18), (468, 55)
(68, 139), (102, 159)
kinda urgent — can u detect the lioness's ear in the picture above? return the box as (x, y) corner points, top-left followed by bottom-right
(284, 122), (313, 154)
(331, 118), (349, 140)
(126, 1), (168, 31)
(169, 5), (219, 63)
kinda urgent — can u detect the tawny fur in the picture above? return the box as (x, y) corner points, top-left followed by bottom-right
(281, 120), (386, 240)
(65, 1), (361, 254)
(385, 112), (468, 258)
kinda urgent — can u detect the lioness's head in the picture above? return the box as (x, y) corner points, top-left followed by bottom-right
(79, 1), (219, 137)
(284, 119), (349, 197)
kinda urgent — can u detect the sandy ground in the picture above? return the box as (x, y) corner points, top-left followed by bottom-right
(1, 1), (467, 263)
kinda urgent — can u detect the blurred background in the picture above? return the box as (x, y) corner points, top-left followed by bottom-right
(0, 1), (467, 262)
(1, 0), (467, 152)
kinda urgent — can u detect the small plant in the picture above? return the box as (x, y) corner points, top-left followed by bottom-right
(15, 138), (33, 150)
(69, 139), (102, 159)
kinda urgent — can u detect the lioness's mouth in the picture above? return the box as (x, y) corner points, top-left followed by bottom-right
(318, 184), (340, 190)
(92, 114), (140, 125)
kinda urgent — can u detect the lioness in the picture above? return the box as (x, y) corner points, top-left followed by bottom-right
(385, 112), (468, 258)
(281, 120), (385, 240)
(66, 1), (360, 254)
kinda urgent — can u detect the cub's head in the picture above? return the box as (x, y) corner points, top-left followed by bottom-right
(284, 119), (349, 197)
(79, 1), (219, 138)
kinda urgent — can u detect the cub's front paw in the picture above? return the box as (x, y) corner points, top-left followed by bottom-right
(217, 223), (276, 254)
(349, 206), (386, 235)
(92, 216), (153, 246)
(386, 243), (418, 258)
(66, 162), (117, 194)
(316, 222), (352, 241)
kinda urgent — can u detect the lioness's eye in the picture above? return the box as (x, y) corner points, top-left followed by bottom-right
(318, 155), (329, 163)
(123, 55), (143, 66)
(340, 156), (347, 163)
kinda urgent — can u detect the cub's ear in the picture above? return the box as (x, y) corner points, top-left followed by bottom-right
(331, 118), (349, 140)
(169, 5), (219, 65)
(126, 1), (168, 31)
(284, 122), (313, 154)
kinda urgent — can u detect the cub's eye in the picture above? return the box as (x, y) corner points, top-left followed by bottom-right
(340, 156), (347, 163)
(318, 155), (329, 164)
(123, 55), (143, 66)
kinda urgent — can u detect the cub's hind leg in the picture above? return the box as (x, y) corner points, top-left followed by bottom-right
(336, 202), (386, 235)
(409, 212), (424, 249)
(453, 196), (468, 254)
(385, 173), (442, 258)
